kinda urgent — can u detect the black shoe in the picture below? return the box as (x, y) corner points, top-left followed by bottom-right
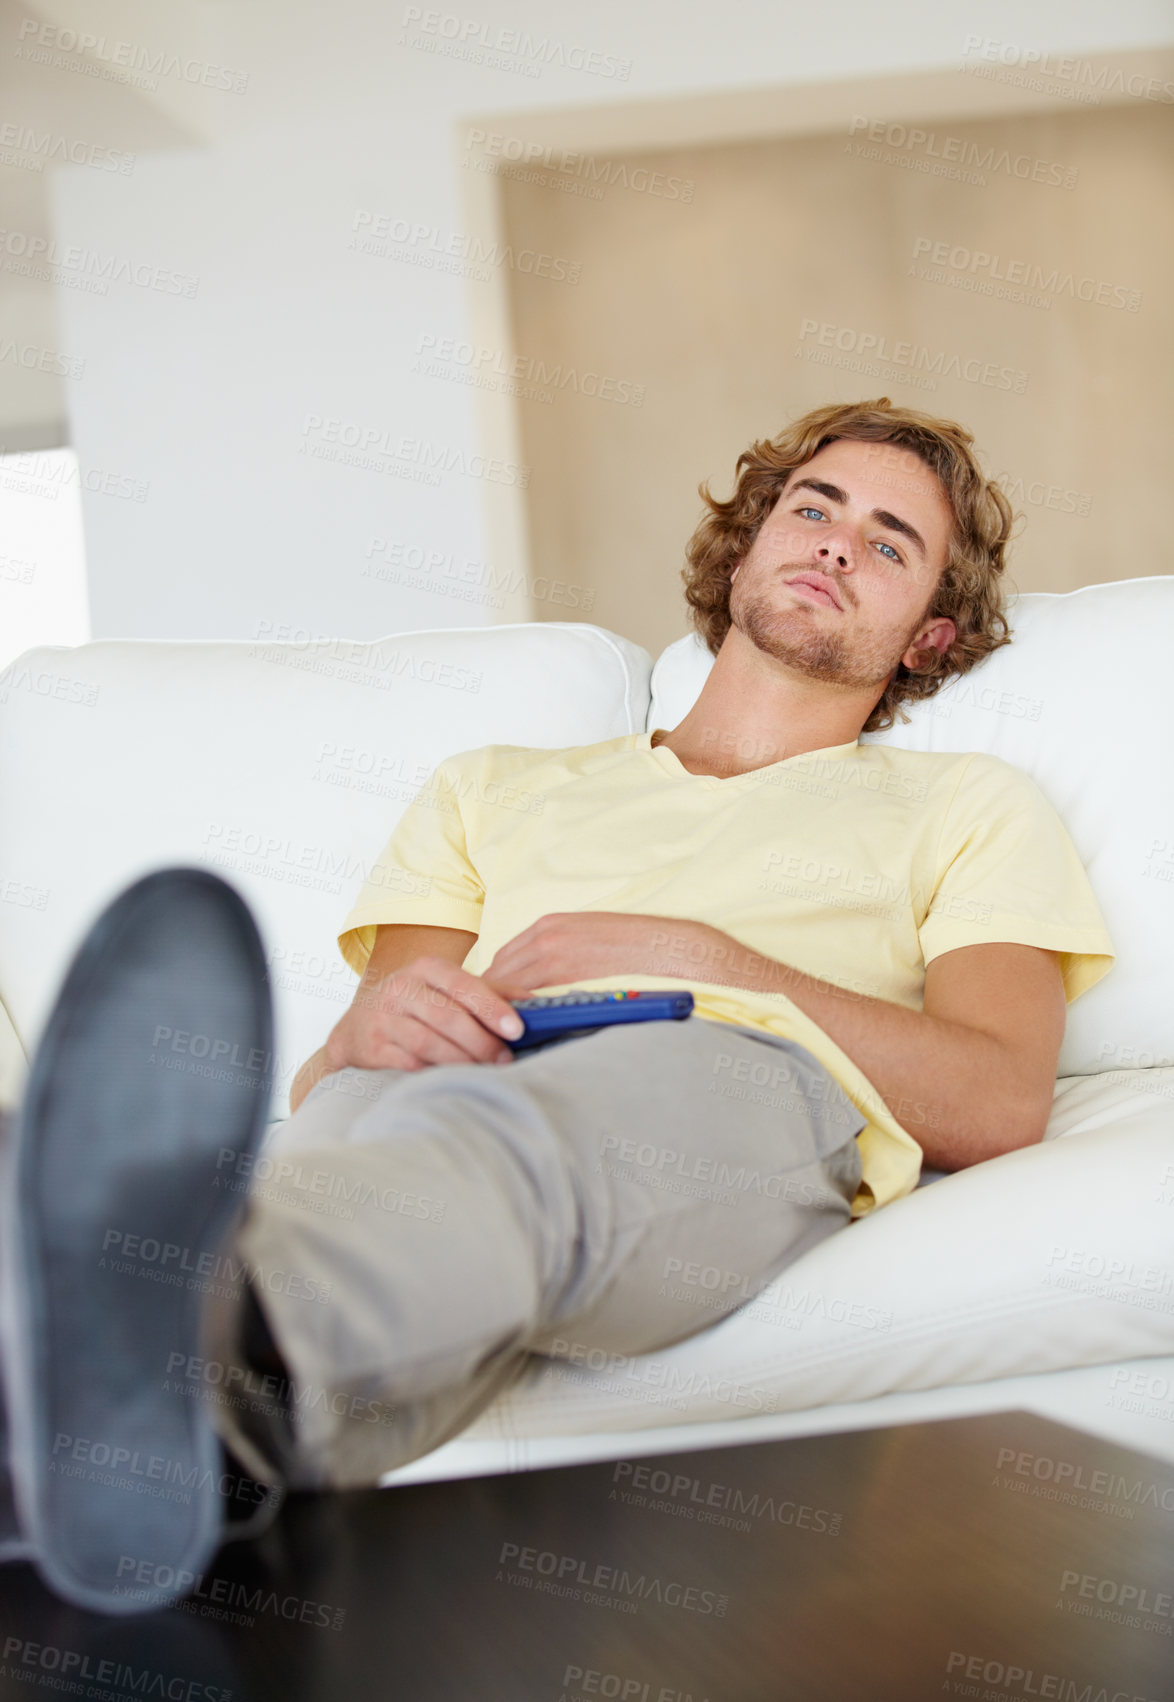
(0, 869), (274, 1614)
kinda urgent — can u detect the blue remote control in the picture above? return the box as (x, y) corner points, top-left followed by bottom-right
(506, 989), (695, 1051)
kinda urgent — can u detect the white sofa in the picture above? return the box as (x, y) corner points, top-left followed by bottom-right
(0, 577), (1172, 1488)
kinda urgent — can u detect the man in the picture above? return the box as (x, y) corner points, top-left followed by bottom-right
(0, 398), (1114, 1613)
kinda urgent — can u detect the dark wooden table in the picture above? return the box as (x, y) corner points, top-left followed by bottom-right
(2, 1410), (1173, 1700)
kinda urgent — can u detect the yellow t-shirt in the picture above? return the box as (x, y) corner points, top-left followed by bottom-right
(338, 731), (1115, 1217)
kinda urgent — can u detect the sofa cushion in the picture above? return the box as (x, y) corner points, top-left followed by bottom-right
(0, 993), (25, 1113)
(0, 622), (651, 1093)
(647, 578), (1174, 1079)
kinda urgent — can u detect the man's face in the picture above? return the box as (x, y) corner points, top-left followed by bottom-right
(727, 438), (957, 692)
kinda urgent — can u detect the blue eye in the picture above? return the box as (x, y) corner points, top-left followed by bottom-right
(876, 541), (902, 563)
(798, 506), (824, 521)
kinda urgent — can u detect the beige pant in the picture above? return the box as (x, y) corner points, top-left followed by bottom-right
(205, 1016), (866, 1490)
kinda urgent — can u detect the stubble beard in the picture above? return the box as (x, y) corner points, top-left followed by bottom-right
(730, 567), (931, 690)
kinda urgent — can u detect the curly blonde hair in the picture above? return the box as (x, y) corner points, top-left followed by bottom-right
(681, 397), (1018, 733)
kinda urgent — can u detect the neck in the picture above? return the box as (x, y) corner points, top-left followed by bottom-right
(658, 630), (880, 777)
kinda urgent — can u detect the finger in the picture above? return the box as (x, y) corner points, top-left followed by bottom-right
(483, 945), (523, 981)
(483, 977), (532, 1000)
(484, 943), (546, 988)
(415, 957), (526, 1041)
(381, 1009), (511, 1068)
(401, 989), (516, 1061)
(353, 1038), (425, 1072)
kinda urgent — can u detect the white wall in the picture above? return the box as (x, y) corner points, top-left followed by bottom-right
(36, 0), (1174, 642)
(497, 101), (1173, 657)
(0, 0), (193, 448)
(0, 448), (89, 666)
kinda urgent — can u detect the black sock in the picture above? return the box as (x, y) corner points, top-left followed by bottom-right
(229, 1282), (297, 1474)
(219, 1441), (284, 1526)
(241, 1282), (290, 1382)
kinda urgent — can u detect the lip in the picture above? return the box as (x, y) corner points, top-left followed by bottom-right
(785, 574), (843, 611)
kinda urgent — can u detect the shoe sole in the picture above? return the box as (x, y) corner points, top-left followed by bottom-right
(1, 869), (273, 1614)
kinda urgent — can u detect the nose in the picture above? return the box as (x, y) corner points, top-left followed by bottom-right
(815, 533), (855, 572)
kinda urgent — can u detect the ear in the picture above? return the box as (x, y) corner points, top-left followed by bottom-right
(901, 615), (955, 671)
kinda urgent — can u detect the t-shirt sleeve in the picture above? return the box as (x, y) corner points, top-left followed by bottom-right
(337, 752), (485, 977)
(918, 754), (1115, 1003)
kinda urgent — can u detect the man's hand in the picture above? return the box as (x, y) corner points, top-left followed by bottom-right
(483, 911), (696, 993)
(323, 955), (526, 1074)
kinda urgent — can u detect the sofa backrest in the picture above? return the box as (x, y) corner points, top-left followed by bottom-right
(2, 580), (1168, 1099)
(0, 622), (651, 1098)
(649, 578), (1174, 1078)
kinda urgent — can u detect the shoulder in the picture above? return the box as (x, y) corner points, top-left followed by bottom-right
(429, 732), (637, 787)
(941, 750), (1052, 809)
(849, 743), (977, 806)
(859, 744), (1044, 799)
(919, 751), (1069, 854)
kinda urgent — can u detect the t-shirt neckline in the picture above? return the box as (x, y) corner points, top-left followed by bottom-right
(639, 728), (860, 786)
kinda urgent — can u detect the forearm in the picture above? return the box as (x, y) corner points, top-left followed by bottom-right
(648, 924), (1035, 1169)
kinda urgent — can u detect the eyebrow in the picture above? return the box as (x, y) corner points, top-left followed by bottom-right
(788, 477), (928, 562)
